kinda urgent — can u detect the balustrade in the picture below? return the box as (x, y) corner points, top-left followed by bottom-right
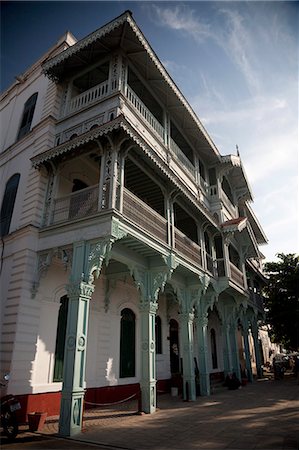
(174, 228), (202, 266)
(249, 291), (264, 311)
(52, 185), (98, 224)
(122, 188), (168, 243)
(125, 85), (165, 139)
(169, 138), (196, 179)
(229, 262), (244, 287)
(67, 80), (109, 114)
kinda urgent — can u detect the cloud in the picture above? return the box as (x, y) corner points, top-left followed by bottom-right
(151, 4), (212, 43)
(150, 3), (260, 93)
(217, 8), (260, 93)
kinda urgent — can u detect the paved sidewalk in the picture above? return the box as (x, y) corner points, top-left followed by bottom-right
(2, 374), (298, 449)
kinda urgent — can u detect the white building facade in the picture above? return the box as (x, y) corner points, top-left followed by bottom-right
(0, 11), (268, 436)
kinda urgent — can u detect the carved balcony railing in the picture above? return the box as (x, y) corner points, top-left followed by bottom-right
(122, 188), (168, 244)
(174, 228), (202, 267)
(169, 138), (196, 179)
(216, 259), (245, 288)
(67, 80), (110, 115)
(51, 185), (99, 224)
(229, 262), (245, 288)
(125, 85), (165, 139)
(249, 291), (264, 312)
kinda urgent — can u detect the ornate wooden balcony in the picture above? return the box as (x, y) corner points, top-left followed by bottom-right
(66, 80), (110, 115)
(52, 185), (98, 224)
(229, 262), (245, 288)
(174, 227), (202, 267)
(125, 85), (165, 140)
(122, 188), (168, 244)
(216, 258), (245, 289)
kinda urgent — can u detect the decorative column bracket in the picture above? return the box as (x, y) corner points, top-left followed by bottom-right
(31, 247), (73, 298)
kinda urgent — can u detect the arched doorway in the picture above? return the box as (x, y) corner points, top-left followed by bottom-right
(169, 319), (181, 390)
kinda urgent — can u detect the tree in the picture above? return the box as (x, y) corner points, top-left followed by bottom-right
(264, 253), (299, 351)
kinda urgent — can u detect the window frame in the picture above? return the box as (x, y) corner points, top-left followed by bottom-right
(17, 92), (38, 140)
(0, 173), (20, 237)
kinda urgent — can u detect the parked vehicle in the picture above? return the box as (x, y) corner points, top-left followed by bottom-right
(0, 374), (21, 440)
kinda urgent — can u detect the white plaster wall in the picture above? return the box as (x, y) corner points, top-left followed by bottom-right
(0, 73), (50, 152)
(30, 272), (173, 394)
(31, 262), (69, 393)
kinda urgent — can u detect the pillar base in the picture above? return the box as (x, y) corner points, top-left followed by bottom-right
(58, 390), (85, 437)
(140, 380), (156, 414)
(199, 373), (210, 396)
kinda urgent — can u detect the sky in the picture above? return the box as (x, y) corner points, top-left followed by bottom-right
(1, 1), (298, 262)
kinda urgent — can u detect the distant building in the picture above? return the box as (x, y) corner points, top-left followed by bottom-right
(0, 11), (268, 436)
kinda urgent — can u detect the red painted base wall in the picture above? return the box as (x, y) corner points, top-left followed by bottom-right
(16, 379), (171, 423)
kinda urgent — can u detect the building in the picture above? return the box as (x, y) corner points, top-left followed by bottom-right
(0, 11), (268, 437)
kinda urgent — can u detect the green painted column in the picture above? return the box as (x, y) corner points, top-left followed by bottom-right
(229, 323), (241, 380)
(222, 322), (233, 376)
(131, 267), (170, 414)
(196, 315), (210, 396)
(242, 323), (253, 382)
(58, 239), (111, 436)
(140, 300), (158, 413)
(59, 243), (95, 438)
(251, 321), (263, 378)
(179, 310), (196, 401)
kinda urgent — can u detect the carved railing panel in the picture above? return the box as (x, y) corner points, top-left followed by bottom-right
(67, 80), (109, 114)
(229, 262), (244, 288)
(52, 185), (98, 224)
(125, 85), (165, 139)
(174, 227), (202, 267)
(169, 138), (196, 179)
(122, 188), (167, 243)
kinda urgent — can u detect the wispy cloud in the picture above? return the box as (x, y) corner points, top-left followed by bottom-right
(217, 8), (260, 93)
(151, 4), (212, 43)
(150, 3), (259, 93)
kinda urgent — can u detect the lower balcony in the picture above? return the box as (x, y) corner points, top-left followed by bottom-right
(248, 291), (264, 312)
(49, 186), (203, 269)
(216, 258), (245, 289)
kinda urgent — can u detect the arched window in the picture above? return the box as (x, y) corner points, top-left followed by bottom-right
(120, 308), (135, 378)
(18, 93), (38, 140)
(53, 295), (69, 382)
(155, 316), (162, 354)
(211, 328), (218, 369)
(0, 174), (20, 237)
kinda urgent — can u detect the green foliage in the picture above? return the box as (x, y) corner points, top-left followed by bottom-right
(264, 253), (299, 350)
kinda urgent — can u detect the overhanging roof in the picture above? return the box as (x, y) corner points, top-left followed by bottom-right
(221, 217), (260, 258)
(42, 10), (220, 165)
(220, 155), (253, 201)
(244, 202), (268, 245)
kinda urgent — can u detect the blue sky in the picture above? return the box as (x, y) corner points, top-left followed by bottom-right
(1, 1), (298, 262)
